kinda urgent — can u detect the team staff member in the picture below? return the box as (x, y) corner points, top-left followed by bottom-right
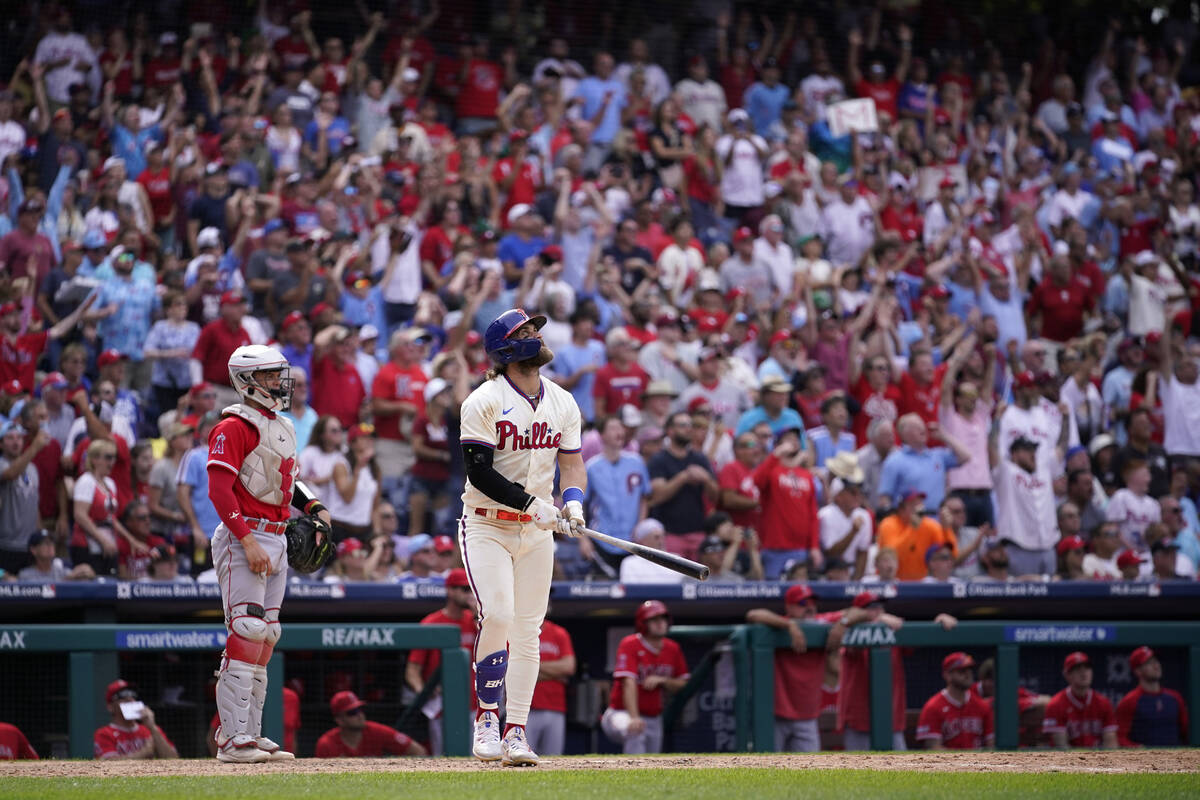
(836, 592), (959, 751)
(916, 652), (994, 750)
(315, 691), (428, 757)
(746, 584), (845, 752)
(93, 679), (178, 760)
(458, 308), (585, 767)
(0, 721), (37, 759)
(207, 345), (330, 763)
(1117, 647), (1190, 747)
(405, 568), (477, 756)
(1043, 652), (1118, 749)
(525, 617), (576, 757)
(601, 601), (689, 754)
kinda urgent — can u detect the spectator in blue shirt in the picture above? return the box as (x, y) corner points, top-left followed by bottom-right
(743, 58), (790, 137)
(177, 413), (222, 567)
(736, 376), (804, 437)
(496, 205), (546, 288)
(573, 51), (626, 168)
(303, 91), (352, 161)
(1091, 112), (1134, 174)
(551, 309), (607, 422)
(877, 413), (973, 512)
(806, 395), (857, 470)
(93, 250), (159, 363)
(584, 415), (651, 574)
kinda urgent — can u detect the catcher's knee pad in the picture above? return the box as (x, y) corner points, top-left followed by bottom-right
(263, 608), (281, 646)
(230, 603), (269, 640)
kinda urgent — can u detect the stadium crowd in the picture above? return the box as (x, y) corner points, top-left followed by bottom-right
(0, 1), (1197, 589)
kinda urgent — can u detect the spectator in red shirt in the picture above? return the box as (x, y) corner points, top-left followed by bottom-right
(1043, 651), (1118, 749)
(525, 618), (576, 757)
(311, 325), (366, 429)
(593, 328), (649, 419)
(191, 291), (251, 408)
(851, 353), (902, 446)
(455, 35), (508, 134)
(916, 652), (994, 750)
(371, 327), (430, 496)
(493, 131), (540, 224)
(718, 430), (764, 531)
(1027, 246), (1094, 342)
(846, 25), (912, 120)
(143, 33), (181, 90)
(753, 427), (821, 579)
(314, 691), (426, 757)
(409, 377), (455, 536)
(899, 347), (942, 431)
(746, 584), (846, 752)
(0, 198), (57, 301)
(93, 679), (177, 759)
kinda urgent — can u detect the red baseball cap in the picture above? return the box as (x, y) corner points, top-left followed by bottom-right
(433, 535), (455, 554)
(280, 310), (306, 332)
(97, 349), (127, 369)
(540, 244), (563, 263)
(347, 423), (375, 442)
(1062, 651), (1090, 674)
(686, 396), (712, 413)
(1129, 646), (1156, 670)
(769, 329), (793, 347)
(106, 679), (133, 703)
(1014, 370), (1038, 389)
(733, 226), (754, 244)
(219, 290), (246, 306)
(189, 382), (211, 397)
(40, 371), (69, 391)
(938, 175), (957, 189)
(925, 284), (950, 300)
(0, 302), (19, 316)
(329, 690), (367, 716)
(1117, 550), (1146, 569)
(784, 584), (815, 605)
(2, 379), (25, 396)
(852, 591), (883, 609)
(1056, 535), (1086, 555)
(308, 301), (333, 321)
(465, 330), (482, 346)
(445, 567), (470, 588)
(900, 489), (926, 505)
(942, 652), (975, 672)
(336, 538), (365, 558)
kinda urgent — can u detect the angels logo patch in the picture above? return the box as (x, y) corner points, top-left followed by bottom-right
(212, 433), (226, 455)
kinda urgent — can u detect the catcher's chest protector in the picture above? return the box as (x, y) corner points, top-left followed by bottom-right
(223, 404), (298, 506)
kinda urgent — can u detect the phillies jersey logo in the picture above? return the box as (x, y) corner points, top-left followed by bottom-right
(496, 421), (561, 450)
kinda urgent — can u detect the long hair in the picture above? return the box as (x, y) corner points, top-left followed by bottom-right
(485, 363), (506, 381)
(310, 415), (341, 453)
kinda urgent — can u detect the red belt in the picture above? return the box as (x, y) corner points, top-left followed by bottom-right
(247, 518), (288, 535)
(472, 507), (532, 523)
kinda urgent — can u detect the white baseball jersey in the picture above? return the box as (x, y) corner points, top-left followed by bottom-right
(459, 374), (582, 510)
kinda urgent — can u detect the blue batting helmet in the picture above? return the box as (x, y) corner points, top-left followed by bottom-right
(484, 308), (547, 364)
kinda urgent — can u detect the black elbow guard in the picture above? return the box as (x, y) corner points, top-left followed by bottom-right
(462, 443), (534, 511)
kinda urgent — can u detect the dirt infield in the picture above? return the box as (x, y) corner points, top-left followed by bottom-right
(3, 750), (1196, 778)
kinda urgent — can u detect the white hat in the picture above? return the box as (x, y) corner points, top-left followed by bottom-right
(633, 518), (665, 542)
(197, 227), (222, 249)
(402, 67), (420, 83)
(423, 377), (450, 404)
(727, 108), (750, 123)
(1133, 250), (1157, 266)
(1052, 240), (1070, 257)
(506, 203), (534, 225)
(619, 404), (643, 428)
(806, 259), (834, 285)
(697, 269), (721, 293)
(359, 324), (379, 341)
(102, 156), (125, 173)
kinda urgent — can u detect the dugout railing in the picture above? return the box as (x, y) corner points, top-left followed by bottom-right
(0, 623), (470, 758)
(663, 622), (1200, 752)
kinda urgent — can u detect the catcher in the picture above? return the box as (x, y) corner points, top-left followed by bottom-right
(207, 345), (334, 763)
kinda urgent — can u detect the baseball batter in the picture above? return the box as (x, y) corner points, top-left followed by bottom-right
(458, 308), (586, 767)
(207, 345), (332, 763)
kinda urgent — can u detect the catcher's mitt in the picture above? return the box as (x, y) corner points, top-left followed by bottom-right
(284, 514), (334, 574)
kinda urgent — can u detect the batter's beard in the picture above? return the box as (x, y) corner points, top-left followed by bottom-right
(515, 346), (554, 371)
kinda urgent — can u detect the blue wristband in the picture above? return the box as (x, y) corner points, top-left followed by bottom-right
(562, 487), (584, 504)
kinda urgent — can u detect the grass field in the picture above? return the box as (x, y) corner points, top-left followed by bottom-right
(5, 754), (1199, 800)
(5, 768), (1198, 800)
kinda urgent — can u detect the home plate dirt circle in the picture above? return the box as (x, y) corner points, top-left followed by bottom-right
(3, 750), (1197, 778)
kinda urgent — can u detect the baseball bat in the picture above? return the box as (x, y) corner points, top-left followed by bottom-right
(577, 526), (710, 581)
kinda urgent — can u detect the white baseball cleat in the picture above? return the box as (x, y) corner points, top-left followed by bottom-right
(216, 733), (272, 763)
(254, 736), (295, 760)
(501, 725), (539, 767)
(472, 710), (502, 761)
